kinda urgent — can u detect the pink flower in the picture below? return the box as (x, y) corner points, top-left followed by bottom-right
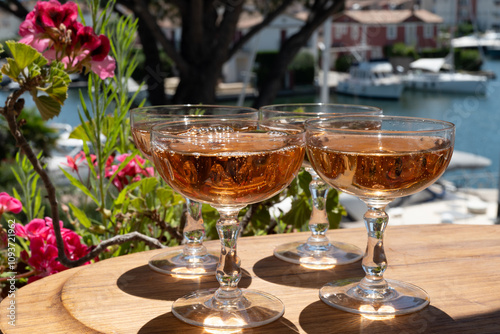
(25, 236), (67, 283)
(16, 217), (91, 283)
(18, 0), (115, 79)
(0, 192), (23, 215)
(15, 218), (51, 240)
(104, 154), (155, 191)
(19, 0), (80, 52)
(62, 151), (86, 173)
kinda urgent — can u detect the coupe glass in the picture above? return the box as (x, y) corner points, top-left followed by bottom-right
(260, 103), (381, 269)
(151, 119), (305, 329)
(130, 105), (259, 276)
(305, 115), (455, 316)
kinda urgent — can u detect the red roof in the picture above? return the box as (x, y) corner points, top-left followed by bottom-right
(336, 9), (443, 24)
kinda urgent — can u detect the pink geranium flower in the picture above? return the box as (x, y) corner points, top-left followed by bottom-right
(62, 151), (86, 173)
(15, 217), (91, 283)
(18, 0), (115, 79)
(0, 192), (23, 215)
(106, 154), (154, 190)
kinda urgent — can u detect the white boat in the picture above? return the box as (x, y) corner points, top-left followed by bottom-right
(336, 61), (404, 100)
(403, 57), (488, 95)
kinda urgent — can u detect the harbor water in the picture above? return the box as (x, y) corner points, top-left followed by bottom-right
(2, 58), (500, 188)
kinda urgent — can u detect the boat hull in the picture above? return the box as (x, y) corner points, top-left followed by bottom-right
(336, 81), (404, 99)
(404, 73), (488, 95)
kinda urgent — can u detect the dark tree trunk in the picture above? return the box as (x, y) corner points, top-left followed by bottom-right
(252, 0), (345, 108)
(136, 16), (169, 105)
(172, 0), (244, 104)
(172, 66), (219, 104)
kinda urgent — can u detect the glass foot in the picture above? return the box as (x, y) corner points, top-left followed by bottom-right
(320, 278), (430, 316)
(148, 249), (218, 276)
(172, 288), (285, 329)
(273, 241), (363, 269)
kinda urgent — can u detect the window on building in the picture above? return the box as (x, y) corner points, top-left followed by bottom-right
(424, 25), (433, 39)
(371, 47), (383, 59)
(405, 24), (417, 45)
(351, 25), (359, 41)
(335, 24), (345, 39)
(387, 25), (397, 40)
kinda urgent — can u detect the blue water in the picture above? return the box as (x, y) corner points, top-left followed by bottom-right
(2, 58), (500, 187)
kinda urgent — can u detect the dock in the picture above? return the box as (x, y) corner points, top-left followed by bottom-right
(165, 77), (257, 101)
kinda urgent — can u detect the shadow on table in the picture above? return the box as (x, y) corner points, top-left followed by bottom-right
(138, 312), (298, 334)
(117, 264), (252, 301)
(253, 255), (364, 289)
(299, 301), (455, 333)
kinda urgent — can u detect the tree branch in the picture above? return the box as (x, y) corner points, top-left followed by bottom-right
(1, 86), (165, 268)
(227, 0), (294, 60)
(0, 0), (29, 19)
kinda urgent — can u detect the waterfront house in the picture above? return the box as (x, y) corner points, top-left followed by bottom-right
(224, 11), (316, 85)
(331, 9), (443, 60)
(421, 0), (500, 32)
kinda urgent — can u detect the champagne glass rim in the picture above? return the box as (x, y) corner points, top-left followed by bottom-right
(260, 103), (382, 115)
(131, 104), (258, 116)
(151, 118), (305, 139)
(305, 114), (455, 134)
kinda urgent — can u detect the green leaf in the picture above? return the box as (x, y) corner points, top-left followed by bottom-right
(298, 170), (312, 197)
(1, 58), (21, 80)
(140, 177), (158, 196)
(281, 197), (312, 230)
(33, 188), (42, 218)
(130, 197), (144, 210)
(326, 188), (344, 230)
(38, 62), (70, 104)
(60, 168), (99, 205)
(6, 41), (46, 70)
(156, 187), (173, 206)
(68, 203), (92, 228)
(249, 204), (271, 231)
(32, 94), (62, 121)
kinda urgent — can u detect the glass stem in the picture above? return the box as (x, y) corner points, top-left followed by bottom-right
(306, 173), (330, 250)
(358, 201), (392, 297)
(213, 206), (244, 308)
(182, 198), (207, 257)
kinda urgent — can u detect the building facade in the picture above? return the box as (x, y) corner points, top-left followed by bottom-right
(331, 9), (443, 60)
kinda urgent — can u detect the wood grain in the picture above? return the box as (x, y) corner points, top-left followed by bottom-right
(1, 224), (500, 333)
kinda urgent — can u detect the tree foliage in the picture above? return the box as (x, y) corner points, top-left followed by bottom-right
(1, 0), (345, 107)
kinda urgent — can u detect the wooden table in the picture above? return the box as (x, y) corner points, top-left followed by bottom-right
(1, 224), (500, 333)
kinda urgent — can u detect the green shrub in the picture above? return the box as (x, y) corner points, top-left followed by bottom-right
(254, 51), (278, 89)
(454, 49), (482, 71)
(335, 53), (355, 72)
(288, 51), (315, 85)
(0, 108), (58, 161)
(387, 43), (418, 59)
(420, 47), (449, 58)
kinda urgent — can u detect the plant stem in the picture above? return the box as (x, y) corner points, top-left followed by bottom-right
(0, 270), (35, 282)
(1, 90), (165, 268)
